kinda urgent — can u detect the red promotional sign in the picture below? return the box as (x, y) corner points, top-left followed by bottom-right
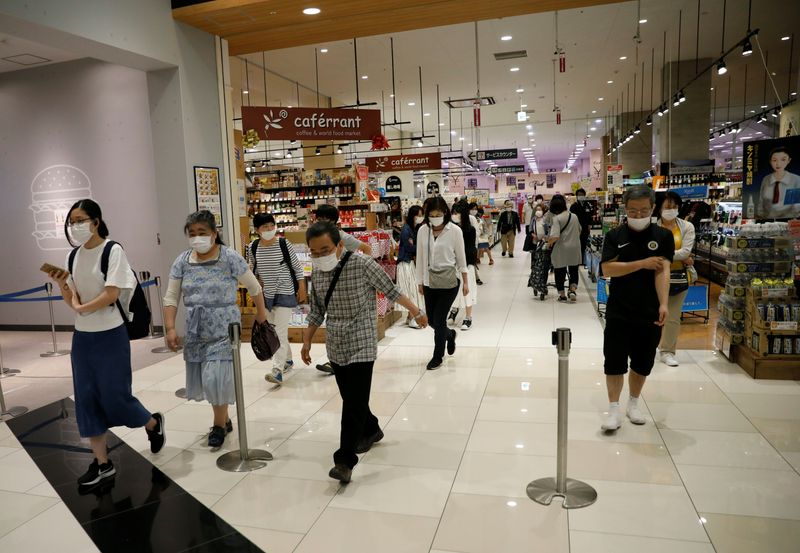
(242, 106), (382, 141)
(365, 152), (442, 172)
(473, 107), (481, 127)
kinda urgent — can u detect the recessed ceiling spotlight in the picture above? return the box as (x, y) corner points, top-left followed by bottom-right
(590, 127), (597, 131)
(598, 97), (604, 101)
(619, 56), (627, 60)
(459, 137), (465, 141)
(303, 7), (321, 15)
(320, 48), (328, 53)
(424, 112), (431, 117)
(450, 130), (457, 135)
(516, 87), (524, 93)
(526, 124), (532, 129)
(390, 94), (395, 98)
(361, 75), (368, 79)
(408, 102), (416, 106)
(521, 104), (528, 108)
(639, 18), (648, 23)
(607, 80), (614, 84)
(439, 122), (445, 126)
(510, 67), (520, 72)
(468, 143), (473, 146)
(501, 35), (513, 41)
(591, 110), (597, 114)
(781, 36), (791, 41)
(595, 119), (602, 123)
(243, 90), (249, 94)
(528, 132), (534, 136)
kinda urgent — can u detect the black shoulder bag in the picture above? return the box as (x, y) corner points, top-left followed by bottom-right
(279, 238), (300, 294)
(324, 251), (353, 311)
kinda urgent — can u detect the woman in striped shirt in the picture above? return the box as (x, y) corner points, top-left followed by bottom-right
(248, 213), (308, 385)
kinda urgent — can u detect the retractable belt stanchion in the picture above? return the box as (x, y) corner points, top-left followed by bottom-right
(217, 322), (272, 472)
(0, 340), (20, 378)
(527, 328), (597, 509)
(139, 271), (164, 339)
(151, 277), (174, 354)
(40, 282), (70, 358)
(0, 343), (28, 420)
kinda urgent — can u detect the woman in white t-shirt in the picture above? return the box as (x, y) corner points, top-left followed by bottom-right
(416, 197), (468, 371)
(48, 199), (165, 489)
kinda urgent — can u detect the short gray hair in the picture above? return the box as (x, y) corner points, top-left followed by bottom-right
(622, 185), (655, 206)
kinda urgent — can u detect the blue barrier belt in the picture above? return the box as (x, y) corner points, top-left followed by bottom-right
(0, 296), (63, 302)
(0, 284), (48, 299)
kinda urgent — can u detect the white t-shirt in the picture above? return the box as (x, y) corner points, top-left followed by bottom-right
(66, 240), (137, 332)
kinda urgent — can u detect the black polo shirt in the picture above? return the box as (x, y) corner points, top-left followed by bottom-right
(601, 223), (674, 324)
(570, 200), (594, 238)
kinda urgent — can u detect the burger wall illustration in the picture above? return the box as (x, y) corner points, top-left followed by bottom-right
(29, 165), (93, 250)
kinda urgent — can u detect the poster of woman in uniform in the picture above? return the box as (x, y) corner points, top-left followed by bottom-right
(743, 136), (800, 220)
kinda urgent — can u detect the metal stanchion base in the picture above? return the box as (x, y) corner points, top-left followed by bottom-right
(0, 368), (21, 378)
(216, 449), (273, 472)
(527, 477), (598, 509)
(148, 332), (165, 340)
(174, 388), (187, 399)
(151, 346), (173, 353)
(40, 350), (70, 358)
(1, 406), (29, 420)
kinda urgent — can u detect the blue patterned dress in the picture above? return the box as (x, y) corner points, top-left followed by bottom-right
(169, 246), (248, 405)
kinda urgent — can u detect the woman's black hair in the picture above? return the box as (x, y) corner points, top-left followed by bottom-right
(253, 212), (276, 229)
(406, 205), (423, 227)
(184, 210), (225, 245)
(315, 204), (340, 223)
(65, 199), (110, 247)
(770, 146), (791, 158)
(423, 196), (451, 226)
(451, 202), (471, 230)
(549, 195), (567, 215)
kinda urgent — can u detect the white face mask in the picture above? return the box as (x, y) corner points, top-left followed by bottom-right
(451, 214), (462, 223)
(627, 217), (651, 232)
(261, 229), (277, 241)
(70, 222), (94, 245)
(470, 210), (478, 217)
(190, 235), (214, 254)
(414, 216), (424, 225)
(661, 209), (678, 221)
(311, 252), (339, 272)
(535, 210), (543, 218)
(505, 205), (513, 211)
(429, 216), (444, 227)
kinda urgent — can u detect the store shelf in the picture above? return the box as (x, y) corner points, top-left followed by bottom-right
(246, 182), (356, 193)
(247, 193), (354, 204)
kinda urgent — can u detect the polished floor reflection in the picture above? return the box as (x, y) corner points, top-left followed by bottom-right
(1, 245), (799, 553)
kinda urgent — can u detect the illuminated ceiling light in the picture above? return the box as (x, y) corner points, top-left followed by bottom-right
(302, 7), (321, 15)
(607, 80), (614, 84)
(528, 131), (534, 136)
(719, 128), (726, 137)
(716, 59), (728, 75)
(678, 90), (686, 103)
(439, 122), (445, 126)
(336, 146), (343, 154)
(619, 56), (627, 60)
(315, 147), (321, 156)
(639, 18), (648, 23)
(595, 118), (602, 123)
(390, 94), (395, 98)
(320, 48), (328, 53)
(408, 102), (415, 106)
(646, 115), (653, 125)
(450, 130), (457, 135)
(592, 110), (597, 114)
(510, 67), (520, 72)
(673, 94), (681, 107)
(526, 124), (532, 129)
(361, 75), (368, 79)
(657, 105), (664, 116)
(424, 112), (431, 117)
(417, 140), (424, 147)
(590, 126), (597, 131)
(516, 87), (524, 93)
(662, 105), (669, 115)
(459, 137), (465, 141)
(286, 151), (293, 158)
(781, 36), (791, 41)
(520, 104), (528, 108)
(242, 90), (249, 94)
(634, 125), (641, 134)
(742, 38), (753, 56)
(598, 97), (604, 101)
(501, 35), (513, 41)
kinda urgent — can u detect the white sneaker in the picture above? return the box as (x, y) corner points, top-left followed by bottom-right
(407, 318), (420, 329)
(626, 403), (647, 425)
(661, 352), (679, 367)
(601, 409), (622, 431)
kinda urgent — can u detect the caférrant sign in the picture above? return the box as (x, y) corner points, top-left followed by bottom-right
(366, 152), (442, 172)
(242, 106), (382, 141)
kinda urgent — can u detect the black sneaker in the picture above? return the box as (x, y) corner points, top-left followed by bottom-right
(502, 251), (507, 257)
(476, 278), (484, 286)
(208, 425), (226, 448)
(447, 329), (456, 356)
(78, 459), (116, 487)
(447, 308), (458, 325)
(355, 429), (384, 454)
(316, 362), (335, 375)
(146, 412), (166, 454)
(225, 419), (234, 434)
(426, 357), (443, 370)
(329, 464), (352, 484)
(460, 319), (472, 331)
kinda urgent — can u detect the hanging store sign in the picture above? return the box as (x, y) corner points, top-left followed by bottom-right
(242, 106), (382, 141)
(365, 152), (442, 172)
(488, 165), (526, 174)
(385, 175), (402, 192)
(672, 185), (709, 199)
(472, 149), (518, 161)
(606, 164), (623, 188)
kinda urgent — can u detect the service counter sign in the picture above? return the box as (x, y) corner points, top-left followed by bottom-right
(366, 152), (442, 172)
(242, 106), (381, 141)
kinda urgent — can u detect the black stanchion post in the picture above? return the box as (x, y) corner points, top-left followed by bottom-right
(527, 328), (597, 509)
(139, 271), (163, 339)
(40, 282), (70, 358)
(0, 343), (27, 419)
(151, 277), (173, 354)
(217, 322), (272, 472)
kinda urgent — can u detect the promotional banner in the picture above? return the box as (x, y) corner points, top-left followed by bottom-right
(193, 166), (223, 228)
(365, 152), (441, 172)
(242, 106), (382, 141)
(606, 164), (623, 188)
(743, 136), (800, 219)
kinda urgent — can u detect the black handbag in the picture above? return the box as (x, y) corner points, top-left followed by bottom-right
(523, 231), (536, 252)
(251, 319), (281, 361)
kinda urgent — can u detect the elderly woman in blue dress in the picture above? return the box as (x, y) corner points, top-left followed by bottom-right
(163, 211), (267, 448)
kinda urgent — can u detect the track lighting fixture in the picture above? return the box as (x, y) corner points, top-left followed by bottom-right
(771, 110), (779, 118)
(742, 38), (753, 56)
(673, 94), (681, 107)
(678, 91), (686, 103)
(286, 151), (292, 159)
(709, 132), (715, 140)
(634, 125), (641, 135)
(657, 105), (664, 116)
(662, 105), (669, 115)
(315, 147), (321, 156)
(757, 113), (767, 123)
(717, 59), (728, 75)
(336, 146), (343, 154)
(646, 115), (653, 126)
(719, 128), (726, 137)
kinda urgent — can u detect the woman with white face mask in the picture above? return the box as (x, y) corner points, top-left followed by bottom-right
(46, 199), (165, 488)
(396, 205), (425, 328)
(656, 192), (696, 367)
(248, 212), (307, 384)
(162, 210), (267, 448)
(416, 197), (469, 370)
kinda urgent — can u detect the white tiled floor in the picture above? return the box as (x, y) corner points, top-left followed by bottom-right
(2, 246), (800, 553)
